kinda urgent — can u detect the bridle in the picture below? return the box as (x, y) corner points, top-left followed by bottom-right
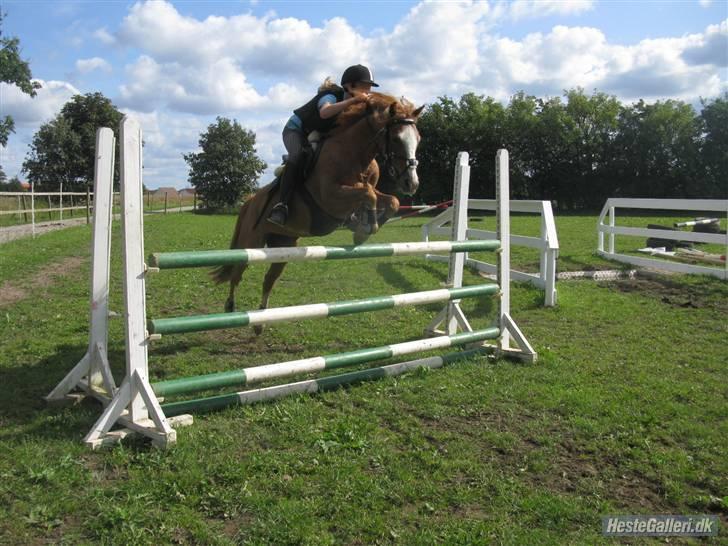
(365, 109), (419, 181)
(382, 118), (419, 181)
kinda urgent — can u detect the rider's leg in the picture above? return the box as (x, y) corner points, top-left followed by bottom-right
(269, 128), (306, 226)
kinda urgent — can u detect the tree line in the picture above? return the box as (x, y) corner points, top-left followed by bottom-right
(411, 89), (727, 210)
(7, 89), (726, 210)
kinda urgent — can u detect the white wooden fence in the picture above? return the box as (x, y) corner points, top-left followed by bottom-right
(1, 187), (196, 238)
(597, 198), (728, 280)
(422, 198), (559, 307)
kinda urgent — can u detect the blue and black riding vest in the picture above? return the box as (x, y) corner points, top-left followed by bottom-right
(293, 88), (346, 135)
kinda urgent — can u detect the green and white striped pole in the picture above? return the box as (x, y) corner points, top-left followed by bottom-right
(161, 348), (488, 416)
(152, 327), (498, 397)
(148, 283), (498, 335)
(148, 239), (499, 269)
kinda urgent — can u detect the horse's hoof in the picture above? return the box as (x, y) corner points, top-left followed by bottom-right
(253, 325), (264, 336)
(224, 299), (234, 313)
(353, 231), (369, 245)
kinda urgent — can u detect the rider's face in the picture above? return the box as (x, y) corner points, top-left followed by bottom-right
(347, 82), (373, 95)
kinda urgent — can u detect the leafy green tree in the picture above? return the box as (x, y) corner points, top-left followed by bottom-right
(22, 117), (83, 190)
(0, 12), (41, 147)
(416, 93), (506, 202)
(613, 99), (701, 199)
(0, 164), (6, 184)
(560, 88), (621, 209)
(0, 175), (23, 191)
(503, 92), (540, 199)
(23, 93), (123, 191)
(699, 93), (728, 198)
(184, 117), (267, 209)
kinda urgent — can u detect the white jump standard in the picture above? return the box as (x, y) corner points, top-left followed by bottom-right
(46, 117), (537, 449)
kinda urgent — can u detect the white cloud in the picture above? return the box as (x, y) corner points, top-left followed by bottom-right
(682, 20), (728, 67)
(0, 80), (80, 178)
(0, 80), (80, 125)
(93, 28), (116, 46)
(76, 57), (112, 74)
(118, 55), (272, 114)
(508, 0), (595, 20)
(699, 0), (712, 7)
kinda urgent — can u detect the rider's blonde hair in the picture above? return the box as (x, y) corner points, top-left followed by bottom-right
(319, 77), (343, 93)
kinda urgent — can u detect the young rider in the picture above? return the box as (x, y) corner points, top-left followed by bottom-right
(268, 64), (379, 226)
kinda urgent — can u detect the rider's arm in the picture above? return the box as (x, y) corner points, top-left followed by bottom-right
(319, 94), (368, 119)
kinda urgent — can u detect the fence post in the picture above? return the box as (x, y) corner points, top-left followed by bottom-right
(47, 195), (53, 220)
(21, 196), (29, 222)
(608, 206), (615, 254)
(60, 182), (63, 221)
(86, 186), (91, 225)
(70, 194), (74, 217)
(31, 182), (36, 238)
(164, 193), (168, 214)
(193, 192), (197, 211)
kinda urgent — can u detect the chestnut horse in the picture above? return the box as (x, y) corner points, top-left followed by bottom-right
(212, 93), (423, 324)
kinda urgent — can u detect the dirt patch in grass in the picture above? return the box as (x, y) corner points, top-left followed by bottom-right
(417, 410), (678, 514)
(0, 256), (86, 308)
(606, 276), (728, 312)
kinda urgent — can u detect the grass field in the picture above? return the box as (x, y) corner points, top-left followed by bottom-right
(0, 211), (726, 544)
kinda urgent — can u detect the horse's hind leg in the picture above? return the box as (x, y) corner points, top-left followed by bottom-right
(224, 264), (248, 313)
(254, 234), (298, 335)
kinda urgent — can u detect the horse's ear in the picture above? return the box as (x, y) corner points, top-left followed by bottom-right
(412, 105), (425, 119)
(389, 102), (398, 118)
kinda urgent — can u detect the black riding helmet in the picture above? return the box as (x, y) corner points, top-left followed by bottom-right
(341, 64), (379, 88)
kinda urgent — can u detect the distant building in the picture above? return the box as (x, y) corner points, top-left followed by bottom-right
(179, 188), (196, 197)
(153, 187), (178, 198)
(20, 181), (31, 191)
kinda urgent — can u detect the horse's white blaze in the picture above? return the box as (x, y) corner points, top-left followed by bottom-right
(401, 124), (420, 192)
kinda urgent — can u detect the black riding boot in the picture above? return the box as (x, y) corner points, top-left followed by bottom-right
(268, 159), (300, 226)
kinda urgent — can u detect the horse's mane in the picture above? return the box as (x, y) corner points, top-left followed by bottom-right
(333, 92), (418, 132)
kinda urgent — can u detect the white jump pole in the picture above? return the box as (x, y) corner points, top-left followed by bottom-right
(496, 150), (536, 361)
(425, 151), (472, 336)
(45, 128), (117, 403)
(83, 117), (192, 449)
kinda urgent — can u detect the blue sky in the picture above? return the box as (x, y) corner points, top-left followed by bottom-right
(1, 0), (726, 188)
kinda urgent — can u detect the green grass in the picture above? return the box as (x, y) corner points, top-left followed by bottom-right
(0, 212), (726, 544)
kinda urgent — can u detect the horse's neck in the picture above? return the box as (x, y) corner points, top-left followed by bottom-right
(331, 113), (383, 170)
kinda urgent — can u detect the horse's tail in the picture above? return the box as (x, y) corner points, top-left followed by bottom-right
(210, 199), (249, 285)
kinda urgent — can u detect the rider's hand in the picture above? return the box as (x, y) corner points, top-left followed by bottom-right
(353, 93), (370, 103)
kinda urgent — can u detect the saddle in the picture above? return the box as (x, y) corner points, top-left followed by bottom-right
(262, 131), (343, 235)
(273, 131), (325, 181)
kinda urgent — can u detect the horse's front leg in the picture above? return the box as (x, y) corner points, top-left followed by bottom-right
(353, 184), (379, 245)
(374, 190), (400, 225)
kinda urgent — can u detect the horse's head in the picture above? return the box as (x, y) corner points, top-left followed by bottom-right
(376, 97), (424, 195)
